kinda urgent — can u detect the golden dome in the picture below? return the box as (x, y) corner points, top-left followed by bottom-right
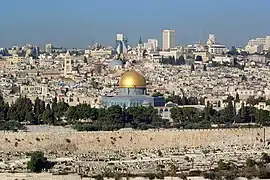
(119, 70), (146, 88)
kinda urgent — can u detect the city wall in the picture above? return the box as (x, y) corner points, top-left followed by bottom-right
(0, 128), (268, 153)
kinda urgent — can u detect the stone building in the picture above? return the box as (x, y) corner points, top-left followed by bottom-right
(107, 59), (123, 70)
(20, 84), (48, 98)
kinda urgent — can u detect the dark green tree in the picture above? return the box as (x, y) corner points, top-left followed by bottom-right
(191, 64), (195, 72)
(235, 93), (240, 103)
(54, 101), (69, 122)
(203, 64), (207, 71)
(255, 109), (270, 125)
(170, 107), (203, 125)
(66, 104), (99, 122)
(0, 93), (9, 120)
(52, 97), (57, 113)
(126, 106), (164, 129)
(246, 96), (258, 106)
(236, 105), (256, 123)
(152, 91), (163, 97)
(27, 151), (46, 173)
(103, 105), (125, 130)
(39, 100), (45, 116)
(42, 104), (54, 124)
(178, 55), (185, 65)
(204, 101), (211, 121)
(25, 112), (35, 123)
(7, 96), (34, 122)
(83, 56), (88, 63)
(222, 99), (236, 123)
(199, 97), (205, 105)
(0, 120), (24, 131)
(34, 97), (41, 124)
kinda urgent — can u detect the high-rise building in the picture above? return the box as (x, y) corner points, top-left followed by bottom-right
(116, 33), (128, 54)
(147, 39), (158, 51)
(32, 46), (40, 59)
(162, 30), (175, 51)
(45, 44), (53, 53)
(116, 34), (124, 41)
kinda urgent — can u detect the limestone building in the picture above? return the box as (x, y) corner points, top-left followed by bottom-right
(102, 70), (165, 108)
(107, 59), (123, 70)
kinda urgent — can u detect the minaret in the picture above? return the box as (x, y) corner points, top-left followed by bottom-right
(64, 51), (72, 77)
(137, 37), (144, 60)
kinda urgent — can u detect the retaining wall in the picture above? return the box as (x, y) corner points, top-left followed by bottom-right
(0, 128), (267, 153)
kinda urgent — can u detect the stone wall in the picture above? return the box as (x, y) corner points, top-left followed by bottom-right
(0, 128), (267, 153)
(0, 173), (215, 180)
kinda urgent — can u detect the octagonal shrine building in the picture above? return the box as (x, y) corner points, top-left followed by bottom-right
(101, 70), (165, 108)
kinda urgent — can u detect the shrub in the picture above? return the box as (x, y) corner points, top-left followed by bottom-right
(217, 159), (234, 170)
(27, 151), (46, 173)
(0, 120), (25, 131)
(36, 138), (40, 141)
(202, 149), (210, 155)
(257, 167), (270, 178)
(203, 171), (221, 180)
(94, 174), (103, 180)
(184, 156), (190, 161)
(27, 151), (55, 173)
(261, 153), (270, 163)
(157, 150), (163, 157)
(66, 139), (71, 143)
(246, 158), (256, 167)
(189, 170), (202, 176)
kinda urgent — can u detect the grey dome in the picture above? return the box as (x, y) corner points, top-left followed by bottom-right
(108, 59), (123, 67)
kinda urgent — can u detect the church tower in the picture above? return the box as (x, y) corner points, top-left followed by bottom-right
(137, 37), (144, 60)
(64, 51), (72, 77)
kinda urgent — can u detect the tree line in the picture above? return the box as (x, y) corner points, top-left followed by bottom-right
(0, 95), (69, 130)
(170, 99), (270, 129)
(0, 95), (168, 131)
(1, 94), (270, 131)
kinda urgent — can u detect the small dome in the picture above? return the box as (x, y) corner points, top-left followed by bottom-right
(165, 102), (178, 107)
(108, 59), (123, 67)
(142, 100), (150, 106)
(119, 70), (146, 88)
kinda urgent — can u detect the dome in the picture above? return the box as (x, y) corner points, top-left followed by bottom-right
(142, 100), (151, 106)
(108, 59), (123, 67)
(119, 70), (146, 88)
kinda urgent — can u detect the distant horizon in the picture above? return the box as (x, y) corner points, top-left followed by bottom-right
(3, 32), (269, 50)
(0, 0), (269, 48)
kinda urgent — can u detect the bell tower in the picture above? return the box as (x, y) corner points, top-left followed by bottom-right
(64, 51), (72, 77)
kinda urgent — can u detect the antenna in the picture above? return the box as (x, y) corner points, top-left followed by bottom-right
(199, 28), (203, 43)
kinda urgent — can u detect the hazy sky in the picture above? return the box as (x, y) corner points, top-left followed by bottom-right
(0, 0), (269, 48)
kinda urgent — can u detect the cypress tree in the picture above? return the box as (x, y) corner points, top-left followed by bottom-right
(191, 64), (195, 72)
